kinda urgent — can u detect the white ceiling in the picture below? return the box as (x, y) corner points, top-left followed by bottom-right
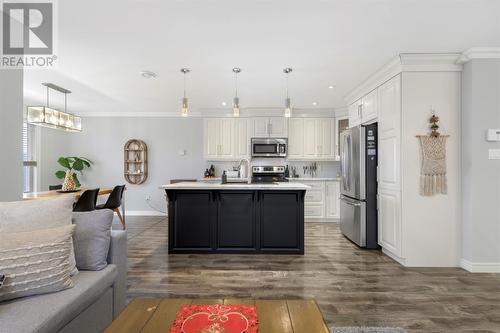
(23, 0), (500, 116)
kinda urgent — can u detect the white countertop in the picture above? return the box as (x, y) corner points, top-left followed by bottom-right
(161, 181), (310, 190)
(287, 177), (341, 181)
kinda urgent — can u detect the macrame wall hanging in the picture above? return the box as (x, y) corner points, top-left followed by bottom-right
(416, 111), (449, 196)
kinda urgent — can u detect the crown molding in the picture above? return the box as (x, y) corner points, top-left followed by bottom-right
(344, 53), (462, 104)
(344, 56), (402, 104)
(80, 107), (339, 118)
(457, 47), (500, 64)
(80, 111), (204, 118)
(399, 53), (462, 72)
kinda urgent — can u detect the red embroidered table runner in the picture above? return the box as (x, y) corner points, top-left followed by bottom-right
(168, 304), (258, 333)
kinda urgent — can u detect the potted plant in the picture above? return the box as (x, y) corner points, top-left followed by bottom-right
(55, 157), (92, 190)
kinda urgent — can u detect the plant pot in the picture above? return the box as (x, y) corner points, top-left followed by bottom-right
(62, 170), (76, 191)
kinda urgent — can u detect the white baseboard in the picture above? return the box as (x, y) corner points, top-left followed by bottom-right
(125, 210), (167, 217)
(460, 259), (500, 273)
(382, 248), (406, 266)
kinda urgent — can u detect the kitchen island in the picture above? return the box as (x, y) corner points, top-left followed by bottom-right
(161, 182), (309, 254)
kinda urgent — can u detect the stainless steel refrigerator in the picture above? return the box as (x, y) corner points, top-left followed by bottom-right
(339, 123), (378, 248)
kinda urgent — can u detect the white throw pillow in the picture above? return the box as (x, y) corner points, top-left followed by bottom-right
(0, 195), (78, 275)
(0, 225), (76, 302)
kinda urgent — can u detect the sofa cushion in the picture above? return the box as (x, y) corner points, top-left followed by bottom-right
(0, 225), (76, 302)
(72, 210), (113, 271)
(0, 264), (117, 333)
(0, 195), (78, 275)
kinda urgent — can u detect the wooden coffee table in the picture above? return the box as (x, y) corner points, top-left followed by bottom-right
(105, 298), (329, 333)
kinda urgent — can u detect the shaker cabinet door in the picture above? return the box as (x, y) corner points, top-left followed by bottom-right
(268, 117), (288, 137)
(288, 118), (304, 158)
(204, 119), (219, 159)
(325, 181), (340, 219)
(361, 89), (378, 123)
(218, 118), (234, 157)
(303, 118), (317, 157)
(252, 118), (270, 137)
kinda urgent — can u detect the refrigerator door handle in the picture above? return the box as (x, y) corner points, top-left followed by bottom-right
(341, 134), (349, 191)
(346, 133), (352, 191)
(340, 195), (362, 206)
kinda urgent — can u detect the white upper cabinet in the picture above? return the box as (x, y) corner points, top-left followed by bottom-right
(348, 89), (378, 128)
(219, 118), (234, 157)
(360, 89), (378, 123)
(251, 117), (288, 138)
(335, 116), (349, 160)
(303, 119), (317, 157)
(348, 100), (362, 127)
(204, 118), (235, 160)
(268, 117), (288, 137)
(234, 118), (251, 159)
(288, 118), (304, 159)
(252, 118), (270, 137)
(317, 118), (335, 158)
(204, 119), (219, 158)
(287, 118), (336, 160)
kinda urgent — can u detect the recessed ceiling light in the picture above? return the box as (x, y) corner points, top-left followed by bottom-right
(221, 101), (227, 106)
(312, 102), (318, 106)
(328, 85), (336, 89)
(140, 70), (157, 79)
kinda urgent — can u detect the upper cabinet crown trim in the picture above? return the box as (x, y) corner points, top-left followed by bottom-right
(344, 53), (462, 104)
(457, 47), (500, 64)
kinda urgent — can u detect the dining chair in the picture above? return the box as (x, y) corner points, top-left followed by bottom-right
(96, 185), (126, 229)
(73, 188), (100, 212)
(49, 184), (63, 191)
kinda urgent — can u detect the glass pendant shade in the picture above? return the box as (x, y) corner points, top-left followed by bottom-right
(26, 106), (82, 132)
(233, 97), (240, 117)
(26, 83), (82, 132)
(181, 97), (189, 117)
(284, 97), (292, 118)
(180, 68), (190, 117)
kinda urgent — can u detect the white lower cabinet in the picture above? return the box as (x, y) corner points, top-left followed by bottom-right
(325, 181), (340, 219)
(289, 179), (340, 221)
(378, 188), (401, 257)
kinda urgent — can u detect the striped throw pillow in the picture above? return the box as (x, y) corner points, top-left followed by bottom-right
(0, 225), (75, 302)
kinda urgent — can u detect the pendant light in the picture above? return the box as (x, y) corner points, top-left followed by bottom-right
(232, 67), (241, 117)
(180, 68), (190, 117)
(283, 67), (293, 118)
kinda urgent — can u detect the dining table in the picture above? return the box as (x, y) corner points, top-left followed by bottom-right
(23, 187), (126, 224)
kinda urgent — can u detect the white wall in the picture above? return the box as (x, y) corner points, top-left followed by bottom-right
(401, 71), (462, 267)
(461, 59), (500, 271)
(0, 69), (24, 201)
(40, 117), (204, 214)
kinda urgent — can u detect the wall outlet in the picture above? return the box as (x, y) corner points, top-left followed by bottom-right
(145, 195), (151, 201)
(488, 149), (500, 160)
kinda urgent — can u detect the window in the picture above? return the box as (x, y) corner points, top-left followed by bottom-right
(22, 122), (39, 193)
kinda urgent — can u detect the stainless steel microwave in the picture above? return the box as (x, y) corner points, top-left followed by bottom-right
(251, 138), (287, 158)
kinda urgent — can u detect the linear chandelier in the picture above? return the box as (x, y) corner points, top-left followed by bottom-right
(27, 83), (82, 132)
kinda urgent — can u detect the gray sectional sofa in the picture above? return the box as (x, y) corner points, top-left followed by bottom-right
(0, 230), (127, 333)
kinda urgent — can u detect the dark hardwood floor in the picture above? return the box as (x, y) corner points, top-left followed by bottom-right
(113, 216), (500, 333)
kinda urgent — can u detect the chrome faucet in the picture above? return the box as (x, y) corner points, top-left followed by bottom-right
(238, 158), (251, 183)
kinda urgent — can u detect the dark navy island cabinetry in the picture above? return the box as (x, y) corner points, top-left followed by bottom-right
(162, 182), (308, 254)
